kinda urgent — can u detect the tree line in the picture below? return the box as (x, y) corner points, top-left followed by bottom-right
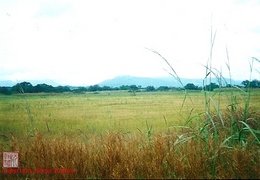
(0, 79), (259, 95)
(0, 82), (172, 95)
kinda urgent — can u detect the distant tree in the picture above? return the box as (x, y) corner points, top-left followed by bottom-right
(197, 86), (203, 91)
(241, 79), (260, 88)
(113, 87), (120, 91)
(129, 85), (138, 96)
(241, 80), (250, 88)
(34, 83), (55, 93)
(102, 86), (112, 91)
(0, 87), (11, 95)
(88, 85), (101, 91)
(129, 85), (138, 91)
(251, 79), (260, 88)
(204, 83), (219, 91)
(119, 85), (130, 90)
(157, 86), (169, 91)
(55, 86), (71, 93)
(226, 84), (232, 88)
(73, 87), (87, 94)
(11, 84), (19, 93)
(184, 83), (198, 90)
(11, 82), (34, 93)
(146, 86), (155, 92)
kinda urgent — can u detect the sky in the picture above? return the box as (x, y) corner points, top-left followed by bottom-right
(1, 0), (260, 86)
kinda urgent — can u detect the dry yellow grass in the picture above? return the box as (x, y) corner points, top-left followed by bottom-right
(1, 128), (259, 179)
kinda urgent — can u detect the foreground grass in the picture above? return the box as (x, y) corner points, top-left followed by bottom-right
(1, 89), (260, 179)
(1, 128), (260, 179)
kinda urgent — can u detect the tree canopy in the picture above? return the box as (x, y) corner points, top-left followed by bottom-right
(242, 79), (260, 88)
(184, 83), (198, 90)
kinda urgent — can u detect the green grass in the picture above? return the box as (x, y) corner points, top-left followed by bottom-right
(0, 88), (259, 151)
(1, 89), (258, 138)
(0, 91), (184, 136)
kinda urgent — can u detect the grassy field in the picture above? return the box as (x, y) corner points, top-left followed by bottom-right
(1, 89), (260, 179)
(0, 90), (204, 136)
(1, 89), (259, 136)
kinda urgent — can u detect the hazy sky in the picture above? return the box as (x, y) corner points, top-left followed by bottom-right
(1, 0), (260, 86)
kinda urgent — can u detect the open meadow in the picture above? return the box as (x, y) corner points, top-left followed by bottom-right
(1, 89), (260, 179)
(0, 90), (207, 136)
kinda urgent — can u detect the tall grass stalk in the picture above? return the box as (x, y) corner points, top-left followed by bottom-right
(146, 48), (193, 112)
(204, 26), (217, 114)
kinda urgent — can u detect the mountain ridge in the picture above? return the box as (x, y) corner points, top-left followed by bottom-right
(98, 75), (242, 88)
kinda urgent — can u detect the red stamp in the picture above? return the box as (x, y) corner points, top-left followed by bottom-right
(2, 152), (19, 168)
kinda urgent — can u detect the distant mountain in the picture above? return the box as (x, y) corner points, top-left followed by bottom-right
(98, 75), (242, 88)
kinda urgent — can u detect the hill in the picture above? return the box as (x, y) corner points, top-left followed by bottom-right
(98, 75), (242, 88)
